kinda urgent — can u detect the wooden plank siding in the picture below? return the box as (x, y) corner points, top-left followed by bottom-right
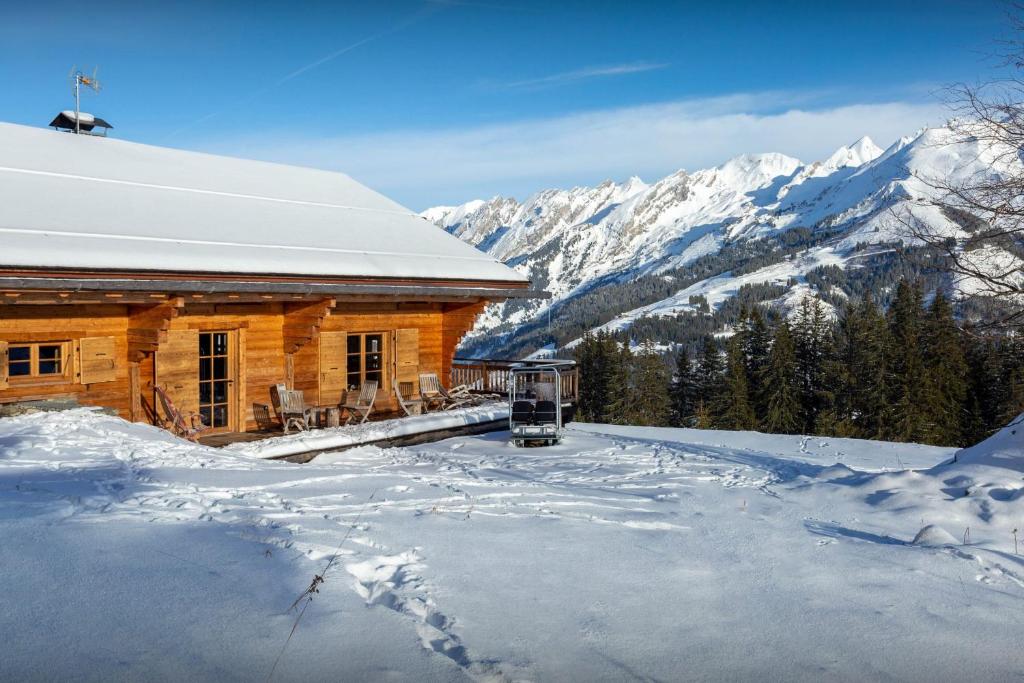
(0, 297), (488, 434)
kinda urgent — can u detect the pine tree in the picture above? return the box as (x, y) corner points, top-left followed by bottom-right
(740, 308), (772, 422)
(669, 346), (696, 427)
(574, 333), (599, 422)
(607, 341), (634, 424)
(829, 293), (887, 439)
(964, 335), (1002, 443)
(694, 336), (725, 425)
(792, 296), (832, 433)
(694, 401), (714, 429)
(1000, 335), (1024, 424)
(920, 291), (968, 445)
(720, 334), (757, 430)
(883, 280), (928, 442)
(626, 340), (672, 426)
(763, 321), (802, 434)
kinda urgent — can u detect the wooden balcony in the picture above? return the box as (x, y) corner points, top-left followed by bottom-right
(450, 357), (578, 404)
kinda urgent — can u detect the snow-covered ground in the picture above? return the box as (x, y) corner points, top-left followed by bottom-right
(3, 409), (1023, 681)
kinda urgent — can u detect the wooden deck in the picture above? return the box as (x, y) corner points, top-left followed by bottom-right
(199, 410), (510, 463)
(198, 408), (408, 449)
(198, 359), (578, 461)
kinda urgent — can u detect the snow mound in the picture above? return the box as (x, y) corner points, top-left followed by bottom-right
(814, 463), (856, 480)
(948, 414), (1024, 473)
(911, 524), (959, 547)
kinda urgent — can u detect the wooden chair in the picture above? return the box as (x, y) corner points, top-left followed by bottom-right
(417, 373), (448, 412)
(438, 383), (474, 410)
(252, 403), (278, 432)
(393, 379), (423, 417)
(342, 380), (378, 425)
(271, 383), (313, 434)
(154, 385), (209, 442)
(419, 372), (475, 411)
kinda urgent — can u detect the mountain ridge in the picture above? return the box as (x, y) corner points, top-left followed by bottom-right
(423, 126), (1020, 357)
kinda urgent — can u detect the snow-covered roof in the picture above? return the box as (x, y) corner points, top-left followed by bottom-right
(0, 122), (527, 284)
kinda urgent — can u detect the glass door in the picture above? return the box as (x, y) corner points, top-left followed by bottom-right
(198, 331), (234, 430)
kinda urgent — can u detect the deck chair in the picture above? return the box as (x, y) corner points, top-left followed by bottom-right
(437, 383), (475, 410)
(393, 379), (423, 417)
(272, 384), (313, 434)
(417, 373), (448, 412)
(342, 380), (377, 425)
(155, 385), (209, 442)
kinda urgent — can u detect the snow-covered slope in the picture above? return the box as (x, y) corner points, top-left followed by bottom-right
(5, 408), (1024, 680)
(423, 126), (1021, 354)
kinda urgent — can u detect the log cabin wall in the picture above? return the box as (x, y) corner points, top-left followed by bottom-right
(319, 302), (449, 416)
(0, 304), (132, 415)
(1, 298), (487, 434)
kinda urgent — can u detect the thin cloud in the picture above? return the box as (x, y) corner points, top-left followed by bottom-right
(274, 6), (440, 87)
(199, 91), (949, 209)
(499, 62), (669, 89)
(174, 5), (443, 134)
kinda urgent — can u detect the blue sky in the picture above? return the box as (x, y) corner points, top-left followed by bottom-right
(0, 1), (1009, 208)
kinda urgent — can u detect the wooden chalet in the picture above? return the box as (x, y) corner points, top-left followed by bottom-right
(0, 122), (542, 435)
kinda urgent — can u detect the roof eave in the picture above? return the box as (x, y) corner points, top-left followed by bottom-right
(0, 275), (549, 301)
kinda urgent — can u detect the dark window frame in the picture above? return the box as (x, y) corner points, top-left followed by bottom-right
(7, 341), (71, 383)
(346, 332), (387, 391)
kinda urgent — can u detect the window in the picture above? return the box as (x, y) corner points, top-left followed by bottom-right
(347, 333), (385, 390)
(7, 342), (69, 380)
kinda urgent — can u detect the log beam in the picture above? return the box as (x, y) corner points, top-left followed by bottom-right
(127, 298), (185, 362)
(282, 298), (336, 354)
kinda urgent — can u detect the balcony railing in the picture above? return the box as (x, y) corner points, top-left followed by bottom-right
(451, 357), (578, 403)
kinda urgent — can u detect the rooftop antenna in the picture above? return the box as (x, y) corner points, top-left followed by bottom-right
(68, 66), (102, 134)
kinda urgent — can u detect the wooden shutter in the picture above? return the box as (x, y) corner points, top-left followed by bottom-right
(319, 331), (347, 406)
(156, 329), (199, 418)
(0, 341), (8, 390)
(395, 328), (420, 392)
(79, 336), (117, 384)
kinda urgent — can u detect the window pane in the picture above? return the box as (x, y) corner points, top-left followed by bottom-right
(347, 336), (360, 354)
(213, 357), (227, 380)
(365, 371), (382, 385)
(38, 360), (61, 375)
(38, 345), (62, 361)
(9, 346), (30, 362)
(199, 334), (211, 357)
(213, 381), (228, 403)
(213, 333), (228, 355)
(366, 353), (382, 371)
(366, 335), (382, 353)
(213, 405), (228, 428)
(199, 382), (211, 404)
(347, 355), (361, 374)
(347, 373), (360, 390)
(9, 361), (30, 377)
(199, 406), (212, 427)
(199, 358), (212, 381)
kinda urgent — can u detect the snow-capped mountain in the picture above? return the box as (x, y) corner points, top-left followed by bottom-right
(423, 126), (1020, 356)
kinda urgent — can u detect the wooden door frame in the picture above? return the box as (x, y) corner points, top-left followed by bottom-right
(197, 329), (240, 434)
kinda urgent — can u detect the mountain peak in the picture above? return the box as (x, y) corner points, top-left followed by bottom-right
(820, 136), (884, 171)
(715, 152), (802, 189)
